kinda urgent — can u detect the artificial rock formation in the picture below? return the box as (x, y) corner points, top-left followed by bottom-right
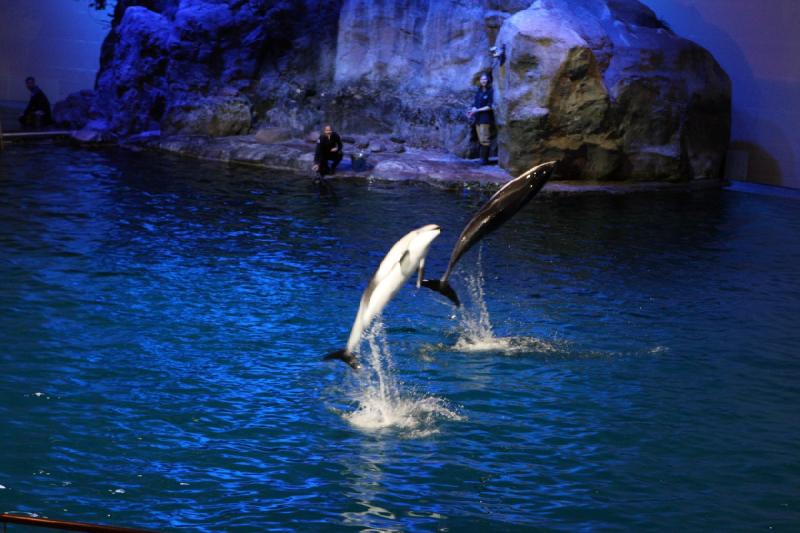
(52, 89), (95, 129)
(494, 0), (731, 179)
(72, 0), (730, 182)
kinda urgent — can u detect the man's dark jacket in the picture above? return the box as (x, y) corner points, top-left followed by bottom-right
(23, 87), (53, 125)
(314, 132), (343, 163)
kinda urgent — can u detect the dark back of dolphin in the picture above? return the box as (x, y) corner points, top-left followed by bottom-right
(422, 161), (556, 306)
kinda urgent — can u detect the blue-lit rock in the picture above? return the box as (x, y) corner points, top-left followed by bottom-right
(93, 5), (171, 135)
(52, 89), (95, 129)
(161, 90), (252, 136)
(83, 0), (730, 182)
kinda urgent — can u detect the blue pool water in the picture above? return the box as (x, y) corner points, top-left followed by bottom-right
(1, 145), (798, 531)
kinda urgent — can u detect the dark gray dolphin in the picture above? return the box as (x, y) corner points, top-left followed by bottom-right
(421, 160), (557, 306)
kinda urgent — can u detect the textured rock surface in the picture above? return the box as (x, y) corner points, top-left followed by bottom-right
(53, 89), (95, 129)
(93, 6), (171, 135)
(493, 0), (730, 178)
(161, 92), (252, 136)
(76, 0), (730, 182)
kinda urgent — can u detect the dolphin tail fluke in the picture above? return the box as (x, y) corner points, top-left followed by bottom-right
(323, 349), (361, 370)
(420, 279), (461, 307)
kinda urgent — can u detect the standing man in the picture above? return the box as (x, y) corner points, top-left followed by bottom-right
(312, 124), (343, 176)
(19, 76), (52, 128)
(467, 73), (494, 165)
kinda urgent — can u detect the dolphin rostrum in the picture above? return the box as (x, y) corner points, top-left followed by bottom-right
(324, 224), (442, 369)
(421, 161), (557, 306)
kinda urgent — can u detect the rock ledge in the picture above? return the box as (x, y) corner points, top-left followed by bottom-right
(124, 132), (724, 193)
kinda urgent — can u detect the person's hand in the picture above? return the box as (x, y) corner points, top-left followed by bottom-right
(312, 164), (319, 171)
(330, 147), (338, 152)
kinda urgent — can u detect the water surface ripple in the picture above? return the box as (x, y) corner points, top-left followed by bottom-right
(1, 146), (799, 531)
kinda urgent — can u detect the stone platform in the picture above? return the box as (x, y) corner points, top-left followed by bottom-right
(121, 131), (724, 194)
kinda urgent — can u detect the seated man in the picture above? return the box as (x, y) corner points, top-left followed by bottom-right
(18, 76), (53, 128)
(312, 124), (343, 176)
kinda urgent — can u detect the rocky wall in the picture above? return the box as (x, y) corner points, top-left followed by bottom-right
(68, 0), (730, 182)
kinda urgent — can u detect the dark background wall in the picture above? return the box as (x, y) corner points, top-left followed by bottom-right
(640, 0), (800, 188)
(0, 0), (114, 102)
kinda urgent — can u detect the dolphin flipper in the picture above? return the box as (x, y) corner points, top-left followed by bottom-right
(420, 279), (461, 307)
(323, 349), (361, 370)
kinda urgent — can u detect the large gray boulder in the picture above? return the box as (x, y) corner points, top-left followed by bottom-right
(494, 0), (730, 179)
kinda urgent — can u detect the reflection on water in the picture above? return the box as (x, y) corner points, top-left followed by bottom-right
(339, 439), (398, 530)
(1, 146), (799, 531)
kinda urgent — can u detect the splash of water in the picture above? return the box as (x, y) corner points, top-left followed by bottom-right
(453, 252), (558, 355)
(342, 321), (463, 433)
(453, 259), (495, 350)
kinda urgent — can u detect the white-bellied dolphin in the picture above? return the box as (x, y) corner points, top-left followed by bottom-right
(421, 161), (557, 306)
(324, 224), (442, 369)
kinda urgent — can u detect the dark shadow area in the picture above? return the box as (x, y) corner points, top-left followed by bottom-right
(0, 100), (26, 133)
(740, 78), (800, 187)
(732, 104), (798, 186)
(730, 141), (784, 187)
